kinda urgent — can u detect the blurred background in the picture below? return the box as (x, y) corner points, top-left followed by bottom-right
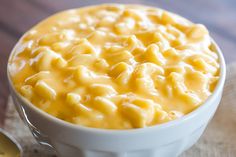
(0, 0), (235, 126)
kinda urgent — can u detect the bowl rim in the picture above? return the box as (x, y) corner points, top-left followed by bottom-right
(7, 39), (226, 135)
(7, 7), (226, 134)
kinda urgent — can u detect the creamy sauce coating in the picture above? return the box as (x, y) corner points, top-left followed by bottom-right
(9, 4), (219, 129)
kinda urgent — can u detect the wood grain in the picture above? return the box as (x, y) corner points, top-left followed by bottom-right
(0, 0), (235, 127)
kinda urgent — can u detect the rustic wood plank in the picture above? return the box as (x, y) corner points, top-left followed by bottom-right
(0, 30), (17, 127)
(0, 0), (50, 34)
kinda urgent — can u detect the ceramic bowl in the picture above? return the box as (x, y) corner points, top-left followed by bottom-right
(8, 35), (226, 157)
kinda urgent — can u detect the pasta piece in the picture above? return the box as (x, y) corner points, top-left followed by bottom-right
(191, 57), (217, 75)
(164, 85), (173, 97)
(132, 97), (159, 111)
(105, 50), (134, 65)
(181, 92), (201, 107)
(145, 44), (166, 65)
(20, 85), (34, 99)
(31, 46), (49, 56)
(93, 58), (109, 72)
(23, 29), (37, 41)
(53, 57), (67, 68)
(74, 65), (95, 84)
(155, 41), (170, 52)
(121, 100), (155, 128)
(66, 93), (93, 116)
(187, 24), (208, 40)
(109, 62), (130, 77)
(25, 71), (51, 85)
(66, 93), (81, 105)
(39, 33), (62, 45)
(97, 16), (116, 27)
(161, 11), (176, 25)
(39, 30), (74, 45)
(69, 39), (96, 57)
(153, 108), (169, 123)
(51, 42), (71, 52)
(115, 17), (136, 34)
(147, 13), (162, 24)
(121, 103), (146, 128)
(122, 9), (143, 21)
(133, 63), (164, 78)
(132, 47), (146, 62)
(34, 49), (60, 71)
(135, 77), (157, 96)
(165, 65), (185, 75)
(93, 96), (117, 114)
(88, 84), (117, 96)
(160, 30), (176, 41)
(153, 32), (170, 48)
(115, 68), (133, 85)
(171, 37), (186, 48)
(66, 93), (92, 116)
(87, 30), (107, 44)
(167, 72), (187, 95)
(167, 25), (184, 38)
(184, 70), (210, 95)
(124, 35), (142, 50)
(68, 54), (96, 67)
(34, 80), (56, 100)
(73, 103), (92, 115)
(163, 48), (180, 61)
(70, 87), (87, 96)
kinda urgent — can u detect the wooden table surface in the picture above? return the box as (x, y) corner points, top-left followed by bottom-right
(0, 0), (236, 127)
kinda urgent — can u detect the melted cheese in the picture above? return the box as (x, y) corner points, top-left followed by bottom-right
(9, 4), (220, 129)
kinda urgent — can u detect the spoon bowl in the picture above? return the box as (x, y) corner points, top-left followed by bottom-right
(0, 128), (22, 157)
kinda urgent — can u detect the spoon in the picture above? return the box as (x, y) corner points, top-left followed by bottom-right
(0, 128), (22, 157)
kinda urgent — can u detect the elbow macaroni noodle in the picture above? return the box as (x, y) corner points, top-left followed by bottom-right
(9, 4), (220, 129)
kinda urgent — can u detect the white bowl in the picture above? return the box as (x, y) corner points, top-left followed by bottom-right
(7, 39), (226, 157)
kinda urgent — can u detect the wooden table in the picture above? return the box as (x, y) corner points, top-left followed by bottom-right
(0, 0), (236, 127)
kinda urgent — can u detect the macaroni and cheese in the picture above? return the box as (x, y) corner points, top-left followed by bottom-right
(8, 4), (220, 129)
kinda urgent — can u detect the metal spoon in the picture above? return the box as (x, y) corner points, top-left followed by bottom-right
(0, 128), (22, 157)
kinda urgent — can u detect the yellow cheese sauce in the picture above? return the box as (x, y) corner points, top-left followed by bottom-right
(8, 4), (220, 129)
